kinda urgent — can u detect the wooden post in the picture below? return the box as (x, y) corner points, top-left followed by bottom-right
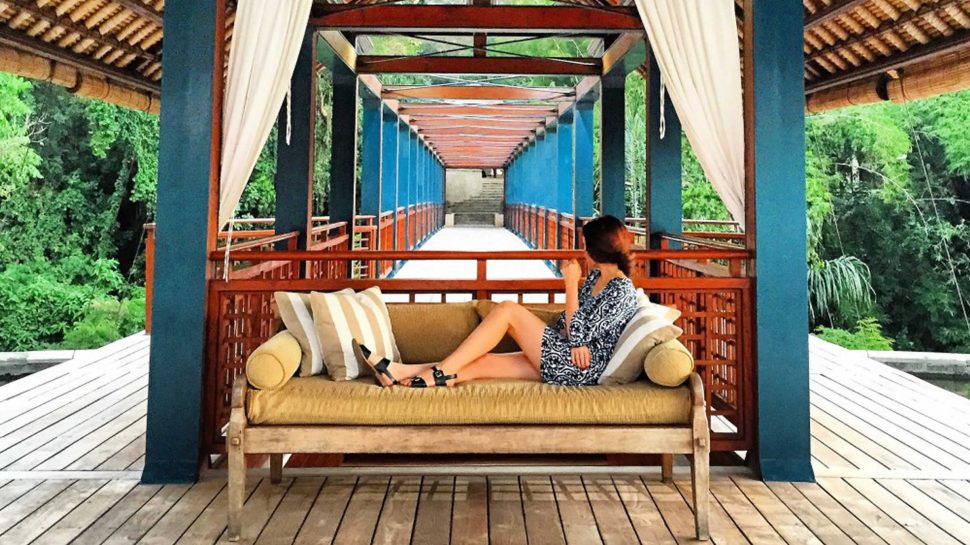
(644, 46), (682, 248)
(143, 0), (224, 484)
(328, 61), (358, 258)
(746, 0), (814, 482)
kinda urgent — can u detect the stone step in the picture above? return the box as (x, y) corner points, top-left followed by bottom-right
(453, 213), (496, 225)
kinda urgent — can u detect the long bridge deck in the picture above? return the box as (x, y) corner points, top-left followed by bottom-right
(1, 228), (969, 544)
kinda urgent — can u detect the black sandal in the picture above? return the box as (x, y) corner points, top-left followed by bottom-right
(353, 341), (399, 387)
(409, 366), (457, 388)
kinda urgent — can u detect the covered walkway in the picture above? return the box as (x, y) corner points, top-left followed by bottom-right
(1, 336), (969, 543)
(394, 226), (557, 282)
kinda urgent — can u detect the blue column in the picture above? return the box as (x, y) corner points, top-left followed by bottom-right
(558, 111), (575, 229)
(574, 99), (595, 221)
(381, 107), (398, 249)
(600, 74), (626, 220)
(144, 0), (220, 484)
(752, 0), (813, 483)
(544, 127), (558, 213)
(407, 131), (417, 247)
(328, 62), (358, 245)
(274, 29), (314, 251)
(396, 122), (409, 265)
(359, 95), (381, 217)
(646, 51), (682, 247)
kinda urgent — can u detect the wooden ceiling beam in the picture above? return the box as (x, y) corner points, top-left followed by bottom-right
(804, 0), (869, 31)
(113, 0), (164, 27)
(0, 26), (158, 94)
(4, 0), (157, 65)
(382, 85), (574, 101)
(356, 55), (601, 76)
(412, 119), (541, 128)
(312, 5), (642, 34)
(419, 126), (535, 135)
(400, 105), (557, 116)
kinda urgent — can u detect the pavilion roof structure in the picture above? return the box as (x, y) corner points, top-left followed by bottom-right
(0, 0), (968, 124)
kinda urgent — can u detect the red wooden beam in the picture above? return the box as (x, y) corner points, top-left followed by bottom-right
(419, 127), (535, 136)
(312, 5), (642, 34)
(400, 105), (558, 115)
(357, 55), (601, 76)
(382, 85), (574, 101)
(412, 120), (541, 130)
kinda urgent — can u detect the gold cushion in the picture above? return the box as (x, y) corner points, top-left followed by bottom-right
(644, 339), (695, 387)
(475, 300), (563, 353)
(247, 376), (691, 426)
(245, 331), (302, 390)
(387, 302), (481, 363)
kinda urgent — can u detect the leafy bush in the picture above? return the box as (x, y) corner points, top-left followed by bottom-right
(0, 256), (130, 351)
(815, 318), (895, 351)
(61, 288), (145, 349)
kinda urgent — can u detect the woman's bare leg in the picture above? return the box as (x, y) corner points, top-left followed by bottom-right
(449, 352), (540, 384)
(382, 301), (546, 384)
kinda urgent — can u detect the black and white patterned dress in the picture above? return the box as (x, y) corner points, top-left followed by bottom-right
(540, 268), (638, 386)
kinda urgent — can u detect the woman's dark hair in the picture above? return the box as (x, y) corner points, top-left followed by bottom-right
(582, 215), (632, 275)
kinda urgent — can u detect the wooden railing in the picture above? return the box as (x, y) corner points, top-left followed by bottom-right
(144, 204), (445, 332)
(202, 247), (754, 456)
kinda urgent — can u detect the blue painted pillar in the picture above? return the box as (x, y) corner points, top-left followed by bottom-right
(600, 73), (626, 220)
(359, 95), (382, 217)
(328, 62), (358, 251)
(274, 29), (314, 251)
(381, 107), (398, 248)
(557, 111), (575, 247)
(407, 131), (417, 247)
(751, 0), (813, 482)
(396, 122), (409, 265)
(645, 50), (682, 247)
(144, 0), (221, 484)
(545, 127), (558, 212)
(574, 98), (595, 229)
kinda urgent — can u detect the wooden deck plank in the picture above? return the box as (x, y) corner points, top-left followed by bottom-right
(673, 479), (751, 545)
(874, 478), (970, 544)
(70, 483), (162, 545)
(331, 476), (389, 545)
(763, 481), (857, 545)
(293, 476), (356, 545)
(138, 478), (226, 544)
(582, 474), (640, 545)
(251, 477), (325, 545)
(411, 475), (455, 545)
(613, 475), (677, 544)
(371, 475), (421, 545)
(30, 479), (137, 545)
(487, 475), (527, 545)
(0, 478), (40, 511)
(70, 420), (146, 471)
(551, 475), (604, 545)
(909, 479), (970, 525)
(101, 484), (192, 544)
(520, 475), (567, 545)
(814, 478), (923, 545)
(791, 481), (888, 545)
(709, 479), (786, 545)
(0, 479), (74, 535)
(32, 406), (146, 471)
(0, 479), (106, 543)
(176, 478), (259, 545)
(95, 433), (146, 471)
(451, 475), (488, 545)
(732, 477), (824, 545)
(810, 404), (917, 471)
(647, 479), (712, 545)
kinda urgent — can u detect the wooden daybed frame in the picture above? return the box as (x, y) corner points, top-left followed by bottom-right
(226, 372), (711, 541)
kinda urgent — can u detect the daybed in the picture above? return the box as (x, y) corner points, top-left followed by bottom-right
(227, 300), (710, 541)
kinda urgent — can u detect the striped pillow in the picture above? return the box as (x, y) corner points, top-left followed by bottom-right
(275, 290), (351, 377)
(309, 286), (400, 381)
(598, 300), (683, 386)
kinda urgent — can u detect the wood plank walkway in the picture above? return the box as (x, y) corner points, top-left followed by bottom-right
(2, 230), (970, 543)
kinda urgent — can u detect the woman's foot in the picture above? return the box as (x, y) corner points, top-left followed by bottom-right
(354, 342), (402, 387)
(408, 366), (457, 388)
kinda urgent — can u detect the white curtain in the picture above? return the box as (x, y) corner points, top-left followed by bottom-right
(219, 0), (314, 228)
(633, 0), (746, 229)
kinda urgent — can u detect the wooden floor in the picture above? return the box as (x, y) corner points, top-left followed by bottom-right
(2, 223), (970, 543)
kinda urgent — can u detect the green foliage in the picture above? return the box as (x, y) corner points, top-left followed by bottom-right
(808, 255), (874, 326)
(815, 318), (895, 351)
(62, 288), (145, 349)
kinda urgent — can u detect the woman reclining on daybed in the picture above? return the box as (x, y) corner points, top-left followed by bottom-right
(356, 214), (638, 388)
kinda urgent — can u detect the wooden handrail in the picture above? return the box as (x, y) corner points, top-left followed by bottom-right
(221, 231), (301, 252)
(208, 248), (752, 261)
(659, 232), (744, 251)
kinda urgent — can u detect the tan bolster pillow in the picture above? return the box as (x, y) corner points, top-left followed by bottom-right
(246, 331), (302, 390)
(644, 339), (695, 387)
